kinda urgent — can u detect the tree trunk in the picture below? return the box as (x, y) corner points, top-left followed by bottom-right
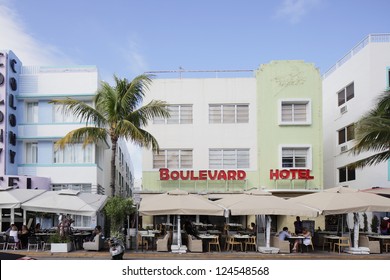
(110, 138), (117, 197)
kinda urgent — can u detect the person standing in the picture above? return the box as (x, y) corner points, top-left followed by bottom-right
(294, 216), (303, 235)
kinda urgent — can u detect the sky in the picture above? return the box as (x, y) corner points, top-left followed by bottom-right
(1, 0), (390, 179)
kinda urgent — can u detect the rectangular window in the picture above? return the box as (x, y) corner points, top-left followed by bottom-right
(281, 147), (310, 168)
(54, 143), (93, 163)
(72, 215), (92, 227)
(153, 149), (193, 169)
(338, 82), (354, 106)
(209, 104), (249, 124)
(338, 166), (356, 182)
(153, 105), (193, 124)
(338, 124), (355, 145)
(26, 102), (38, 123)
(209, 149), (250, 169)
(53, 102), (92, 123)
(280, 100), (311, 125)
(26, 142), (38, 164)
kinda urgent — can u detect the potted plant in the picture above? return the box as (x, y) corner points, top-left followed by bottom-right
(49, 214), (74, 252)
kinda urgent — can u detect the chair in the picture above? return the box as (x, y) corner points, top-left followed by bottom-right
(333, 236), (351, 253)
(271, 236), (290, 253)
(137, 233), (148, 251)
(208, 236), (221, 252)
(226, 235), (242, 251)
(187, 235), (202, 252)
(302, 236), (314, 252)
(156, 233), (169, 252)
(83, 233), (104, 251)
(27, 236), (40, 251)
(322, 237), (333, 251)
(385, 243), (390, 253)
(5, 236), (20, 250)
(0, 235), (6, 250)
(245, 236), (257, 252)
(359, 235), (380, 254)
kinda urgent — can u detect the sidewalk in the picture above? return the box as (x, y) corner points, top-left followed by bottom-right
(1, 248), (389, 260)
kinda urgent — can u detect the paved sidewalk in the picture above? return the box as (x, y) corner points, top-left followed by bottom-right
(1, 248), (389, 260)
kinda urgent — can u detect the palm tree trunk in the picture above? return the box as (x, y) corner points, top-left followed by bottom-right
(110, 138), (118, 197)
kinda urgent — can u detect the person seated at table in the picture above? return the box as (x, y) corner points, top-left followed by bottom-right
(250, 222), (257, 233)
(9, 225), (21, 249)
(34, 223), (42, 233)
(19, 225), (30, 249)
(83, 225), (103, 251)
(278, 227), (299, 252)
(301, 227), (312, 246)
(380, 217), (389, 235)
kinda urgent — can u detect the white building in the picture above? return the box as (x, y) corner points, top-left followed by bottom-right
(323, 34), (390, 189)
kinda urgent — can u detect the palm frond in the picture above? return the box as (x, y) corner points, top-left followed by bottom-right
(128, 100), (170, 127)
(347, 150), (390, 169)
(55, 127), (107, 150)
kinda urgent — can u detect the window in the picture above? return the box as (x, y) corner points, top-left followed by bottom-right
(280, 100), (311, 125)
(26, 102), (38, 123)
(153, 105), (193, 124)
(338, 124), (355, 145)
(153, 149), (193, 169)
(25, 142), (38, 164)
(53, 102), (92, 123)
(387, 67), (390, 89)
(338, 83), (354, 106)
(54, 143), (93, 163)
(72, 215), (91, 227)
(209, 104), (249, 123)
(209, 149), (249, 169)
(281, 147), (310, 168)
(338, 166), (356, 182)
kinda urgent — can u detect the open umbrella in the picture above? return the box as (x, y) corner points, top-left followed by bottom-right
(21, 190), (108, 216)
(289, 186), (390, 253)
(139, 189), (226, 253)
(0, 188), (46, 208)
(217, 189), (318, 250)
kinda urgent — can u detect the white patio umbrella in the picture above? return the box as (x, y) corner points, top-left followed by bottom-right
(289, 186), (390, 252)
(0, 188), (46, 208)
(21, 190), (108, 216)
(139, 189), (226, 253)
(217, 189), (318, 250)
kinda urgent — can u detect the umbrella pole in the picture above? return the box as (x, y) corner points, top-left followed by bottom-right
(177, 215), (182, 248)
(266, 215), (271, 248)
(353, 213), (359, 249)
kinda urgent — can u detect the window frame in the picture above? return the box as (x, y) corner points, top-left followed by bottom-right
(338, 166), (356, 183)
(338, 123), (355, 145)
(25, 102), (39, 123)
(153, 149), (193, 169)
(337, 82), (354, 107)
(279, 145), (312, 169)
(209, 104), (249, 124)
(153, 104), (193, 124)
(278, 99), (311, 125)
(25, 142), (38, 164)
(208, 148), (250, 169)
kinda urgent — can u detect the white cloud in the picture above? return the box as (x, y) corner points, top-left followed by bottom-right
(275, 0), (321, 24)
(118, 38), (149, 76)
(0, 1), (73, 65)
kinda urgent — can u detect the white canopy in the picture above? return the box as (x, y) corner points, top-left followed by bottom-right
(21, 190), (108, 216)
(0, 188), (46, 208)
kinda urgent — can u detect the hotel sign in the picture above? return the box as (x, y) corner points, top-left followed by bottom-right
(159, 168), (247, 181)
(269, 169), (314, 180)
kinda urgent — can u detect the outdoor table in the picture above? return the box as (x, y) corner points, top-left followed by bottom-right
(141, 233), (155, 251)
(198, 234), (218, 252)
(233, 234), (250, 251)
(368, 235), (390, 253)
(323, 235), (341, 252)
(72, 232), (92, 250)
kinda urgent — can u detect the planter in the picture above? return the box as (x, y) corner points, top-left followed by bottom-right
(50, 242), (73, 253)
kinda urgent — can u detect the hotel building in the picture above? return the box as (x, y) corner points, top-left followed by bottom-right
(323, 34), (390, 190)
(0, 50), (134, 229)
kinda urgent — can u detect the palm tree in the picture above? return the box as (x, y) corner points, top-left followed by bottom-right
(50, 74), (169, 196)
(348, 90), (390, 168)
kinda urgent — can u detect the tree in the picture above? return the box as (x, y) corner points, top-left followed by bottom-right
(104, 196), (135, 237)
(348, 90), (390, 168)
(50, 74), (169, 196)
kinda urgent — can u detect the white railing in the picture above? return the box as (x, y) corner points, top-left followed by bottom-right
(145, 69), (254, 79)
(323, 34), (390, 79)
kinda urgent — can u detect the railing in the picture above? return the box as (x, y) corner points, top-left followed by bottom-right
(322, 34), (390, 79)
(145, 69), (254, 79)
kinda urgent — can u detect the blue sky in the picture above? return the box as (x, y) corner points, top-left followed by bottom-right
(1, 0), (389, 179)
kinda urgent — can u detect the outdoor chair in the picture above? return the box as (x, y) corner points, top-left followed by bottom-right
(0, 235), (6, 250)
(208, 236), (221, 252)
(359, 235), (380, 254)
(156, 233), (169, 252)
(302, 236), (314, 252)
(27, 236), (40, 251)
(244, 236), (257, 252)
(386, 243), (390, 253)
(137, 233), (148, 251)
(271, 236), (290, 253)
(83, 233), (104, 251)
(333, 236), (350, 253)
(187, 235), (202, 252)
(226, 235), (242, 252)
(5, 236), (20, 250)
(322, 237), (333, 251)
